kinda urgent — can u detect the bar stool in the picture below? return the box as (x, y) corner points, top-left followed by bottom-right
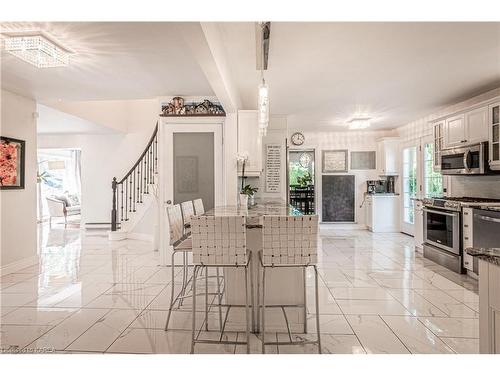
(190, 215), (253, 354)
(180, 200), (195, 233)
(164, 204), (193, 330)
(258, 215), (321, 354)
(193, 198), (205, 215)
(164, 203), (222, 332)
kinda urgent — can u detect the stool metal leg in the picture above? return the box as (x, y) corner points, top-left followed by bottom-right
(303, 266), (307, 334)
(313, 265), (322, 354)
(216, 267), (223, 331)
(249, 257), (255, 333)
(205, 267), (209, 331)
(256, 260), (260, 333)
(164, 250), (177, 331)
(245, 264), (250, 354)
(190, 265), (200, 354)
(261, 266), (266, 354)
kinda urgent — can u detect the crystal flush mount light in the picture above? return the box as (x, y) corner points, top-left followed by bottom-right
(347, 116), (372, 130)
(3, 32), (72, 68)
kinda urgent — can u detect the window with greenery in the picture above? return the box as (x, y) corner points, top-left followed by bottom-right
(424, 143), (443, 198)
(403, 147), (417, 224)
(289, 151), (314, 186)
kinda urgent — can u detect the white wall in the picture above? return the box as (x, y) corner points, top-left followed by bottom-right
(289, 129), (394, 226)
(1, 90), (38, 272)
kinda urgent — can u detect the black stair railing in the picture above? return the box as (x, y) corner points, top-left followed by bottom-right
(111, 123), (159, 231)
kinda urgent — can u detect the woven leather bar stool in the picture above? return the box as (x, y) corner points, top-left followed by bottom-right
(258, 215), (321, 354)
(190, 215), (253, 354)
(193, 198), (205, 215)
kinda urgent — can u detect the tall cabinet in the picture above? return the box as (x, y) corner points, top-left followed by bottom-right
(489, 102), (500, 170)
(376, 137), (399, 176)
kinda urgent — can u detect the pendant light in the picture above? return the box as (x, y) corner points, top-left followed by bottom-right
(257, 22), (269, 137)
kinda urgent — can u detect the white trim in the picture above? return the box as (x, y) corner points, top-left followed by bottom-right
(127, 232), (154, 242)
(0, 255), (39, 276)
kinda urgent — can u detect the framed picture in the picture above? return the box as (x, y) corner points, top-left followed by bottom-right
(322, 150), (348, 173)
(0, 136), (25, 190)
(350, 151), (376, 170)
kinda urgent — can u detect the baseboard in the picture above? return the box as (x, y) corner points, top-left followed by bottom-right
(0, 255), (39, 276)
(127, 232), (154, 242)
(320, 223), (367, 230)
(107, 230), (154, 242)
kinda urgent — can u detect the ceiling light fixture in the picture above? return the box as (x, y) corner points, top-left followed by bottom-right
(3, 32), (72, 68)
(257, 22), (271, 137)
(347, 117), (372, 130)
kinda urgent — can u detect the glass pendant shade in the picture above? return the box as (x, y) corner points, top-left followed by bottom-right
(258, 80), (269, 137)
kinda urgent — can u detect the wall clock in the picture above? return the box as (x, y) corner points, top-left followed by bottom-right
(291, 132), (305, 146)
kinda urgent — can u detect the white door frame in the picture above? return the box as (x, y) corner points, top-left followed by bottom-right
(400, 140), (419, 235)
(158, 117), (225, 264)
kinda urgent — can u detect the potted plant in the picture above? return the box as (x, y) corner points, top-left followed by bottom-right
(237, 153), (249, 207)
(241, 184), (258, 206)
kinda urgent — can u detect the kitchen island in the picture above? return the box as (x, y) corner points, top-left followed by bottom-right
(466, 247), (500, 353)
(204, 199), (308, 333)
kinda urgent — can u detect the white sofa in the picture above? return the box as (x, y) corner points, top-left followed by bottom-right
(46, 196), (81, 227)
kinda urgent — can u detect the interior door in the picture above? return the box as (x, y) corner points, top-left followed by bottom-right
(163, 123), (223, 211)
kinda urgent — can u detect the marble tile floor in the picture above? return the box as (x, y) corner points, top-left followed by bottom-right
(0, 225), (479, 354)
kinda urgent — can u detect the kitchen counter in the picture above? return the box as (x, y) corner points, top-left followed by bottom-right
(465, 246), (500, 353)
(466, 247), (500, 266)
(204, 199), (302, 218)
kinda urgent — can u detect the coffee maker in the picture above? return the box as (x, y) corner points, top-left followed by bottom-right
(366, 180), (387, 194)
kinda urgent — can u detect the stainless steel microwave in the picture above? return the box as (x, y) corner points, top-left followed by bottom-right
(440, 142), (489, 175)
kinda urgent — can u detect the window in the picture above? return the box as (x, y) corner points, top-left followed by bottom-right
(424, 143), (443, 198)
(403, 146), (417, 224)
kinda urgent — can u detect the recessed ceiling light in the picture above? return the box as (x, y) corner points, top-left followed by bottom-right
(2, 31), (73, 68)
(347, 116), (371, 130)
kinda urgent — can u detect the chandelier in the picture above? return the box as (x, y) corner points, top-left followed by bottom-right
(3, 33), (71, 68)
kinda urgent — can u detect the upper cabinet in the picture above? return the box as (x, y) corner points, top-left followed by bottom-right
(443, 114), (465, 149)
(442, 107), (488, 149)
(237, 110), (262, 175)
(489, 102), (500, 170)
(465, 106), (488, 144)
(377, 137), (399, 175)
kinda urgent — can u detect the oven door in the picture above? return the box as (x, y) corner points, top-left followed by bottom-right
(423, 207), (461, 254)
(441, 143), (485, 175)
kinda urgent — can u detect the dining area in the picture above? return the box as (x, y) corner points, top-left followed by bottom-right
(162, 198), (322, 354)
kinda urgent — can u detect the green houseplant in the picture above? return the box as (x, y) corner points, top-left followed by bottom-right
(241, 184), (258, 206)
(297, 172), (313, 187)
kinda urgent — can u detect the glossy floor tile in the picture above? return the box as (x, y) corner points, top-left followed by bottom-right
(0, 225), (479, 354)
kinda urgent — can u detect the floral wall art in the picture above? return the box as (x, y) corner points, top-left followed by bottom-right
(0, 136), (26, 189)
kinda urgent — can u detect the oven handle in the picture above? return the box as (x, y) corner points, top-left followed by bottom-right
(474, 214), (500, 223)
(423, 208), (459, 217)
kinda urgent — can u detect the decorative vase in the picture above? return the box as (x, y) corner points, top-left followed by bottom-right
(239, 193), (248, 208)
(249, 195), (255, 206)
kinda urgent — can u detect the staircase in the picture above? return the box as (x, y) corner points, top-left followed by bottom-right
(109, 123), (159, 240)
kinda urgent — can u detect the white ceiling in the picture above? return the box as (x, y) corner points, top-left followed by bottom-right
(37, 104), (118, 134)
(219, 22), (500, 130)
(1, 22), (214, 101)
(2, 22), (500, 131)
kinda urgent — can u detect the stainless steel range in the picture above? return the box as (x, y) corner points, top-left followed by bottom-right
(422, 196), (500, 273)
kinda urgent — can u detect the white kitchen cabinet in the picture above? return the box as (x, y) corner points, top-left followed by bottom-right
(465, 106), (488, 145)
(365, 195), (400, 233)
(444, 114), (466, 149)
(376, 138), (399, 176)
(414, 200), (424, 251)
(489, 102), (500, 170)
(442, 107), (488, 149)
(237, 110), (262, 175)
(462, 207), (474, 272)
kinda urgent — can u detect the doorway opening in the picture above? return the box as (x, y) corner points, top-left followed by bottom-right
(37, 148), (82, 227)
(288, 150), (315, 214)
